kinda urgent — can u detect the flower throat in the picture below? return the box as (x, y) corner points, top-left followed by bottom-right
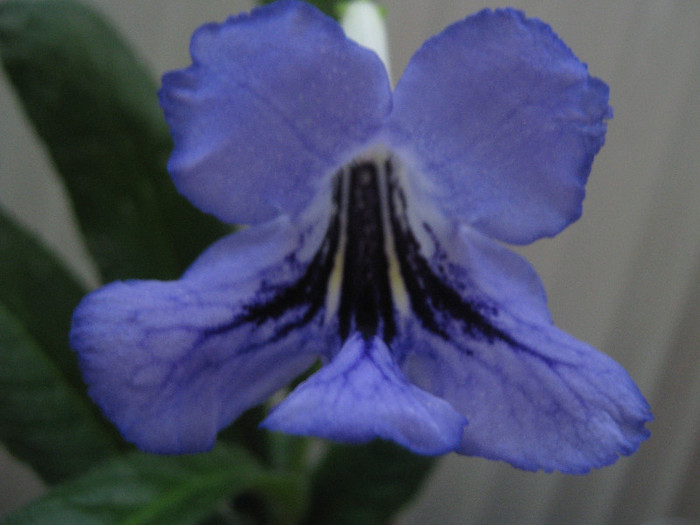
(214, 152), (509, 350)
(334, 157), (398, 341)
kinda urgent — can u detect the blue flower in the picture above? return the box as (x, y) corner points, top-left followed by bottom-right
(70, 0), (651, 473)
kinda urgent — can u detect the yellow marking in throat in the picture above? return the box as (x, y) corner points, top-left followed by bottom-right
(379, 169), (410, 315)
(324, 171), (350, 323)
(324, 155), (411, 323)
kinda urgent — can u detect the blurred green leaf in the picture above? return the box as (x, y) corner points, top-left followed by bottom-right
(0, 209), (119, 482)
(268, 432), (309, 474)
(302, 440), (435, 525)
(0, 302), (118, 484)
(0, 0), (230, 282)
(1, 444), (307, 525)
(0, 209), (84, 390)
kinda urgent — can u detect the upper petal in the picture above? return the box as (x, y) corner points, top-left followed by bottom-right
(159, 0), (391, 224)
(70, 216), (331, 453)
(262, 333), (467, 455)
(385, 8), (611, 244)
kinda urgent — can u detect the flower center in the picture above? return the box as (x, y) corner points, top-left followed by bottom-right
(331, 154), (399, 341)
(323, 150), (511, 347)
(215, 150), (510, 353)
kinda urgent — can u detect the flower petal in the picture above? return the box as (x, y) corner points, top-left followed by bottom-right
(385, 8), (611, 244)
(70, 217), (331, 453)
(403, 324), (651, 473)
(448, 224), (552, 326)
(397, 229), (651, 473)
(159, 0), (391, 224)
(262, 333), (467, 455)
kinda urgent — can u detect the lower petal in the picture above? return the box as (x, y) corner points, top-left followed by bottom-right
(262, 333), (467, 455)
(392, 222), (651, 472)
(70, 217), (329, 453)
(400, 315), (651, 473)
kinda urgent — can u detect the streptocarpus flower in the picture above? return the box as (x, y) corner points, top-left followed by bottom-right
(70, 0), (652, 473)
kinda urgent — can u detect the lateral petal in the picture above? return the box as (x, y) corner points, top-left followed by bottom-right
(262, 333), (467, 455)
(397, 228), (651, 472)
(402, 322), (651, 473)
(70, 217), (331, 453)
(160, 0), (391, 224)
(386, 8), (611, 244)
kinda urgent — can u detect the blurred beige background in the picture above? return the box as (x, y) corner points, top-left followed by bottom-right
(1, 1), (699, 524)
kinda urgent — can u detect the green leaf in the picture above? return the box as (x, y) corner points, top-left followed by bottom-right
(268, 432), (309, 474)
(1, 445), (307, 525)
(0, 209), (85, 390)
(0, 0), (230, 282)
(303, 440), (435, 525)
(0, 303), (118, 484)
(0, 209), (119, 482)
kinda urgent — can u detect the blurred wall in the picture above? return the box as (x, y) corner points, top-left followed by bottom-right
(1, 1), (699, 524)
